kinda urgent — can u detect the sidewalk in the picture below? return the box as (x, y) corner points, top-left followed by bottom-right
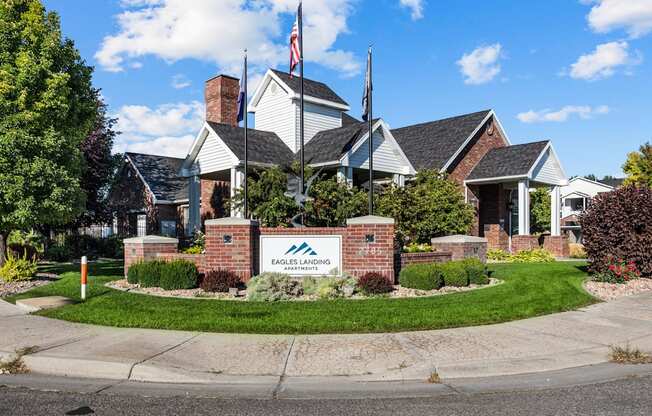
(1, 293), (652, 386)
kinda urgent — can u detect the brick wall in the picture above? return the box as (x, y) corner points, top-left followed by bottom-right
(396, 251), (452, 276)
(511, 235), (540, 252)
(204, 218), (257, 281)
(543, 235), (570, 257)
(448, 118), (508, 185)
(123, 236), (178, 276)
(200, 179), (229, 221)
(430, 239), (488, 262)
(205, 75), (239, 127)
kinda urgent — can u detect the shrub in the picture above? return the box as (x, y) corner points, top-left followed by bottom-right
(315, 276), (357, 299)
(569, 243), (587, 259)
(301, 277), (318, 296)
(402, 243), (432, 253)
(159, 260), (198, 290)
(399, 263), (444, 290)
(183, 245), (203, 254)
(581, 185), (652, 276)
(440, 261), (469, 287)
(0, 251), (37, 282)
(46, 243), (72, 262)
(511, 249), (555, 263)
(592, 258), (641, 284)
(247, 273), (302, 302)
(138, 260), (166, 288)
(126, 262), (142, 284)
(487, 249), (510, 261)
(461, 258), (489, 285)
(201, 269), (241, 292)
(357, 272), (393, 295)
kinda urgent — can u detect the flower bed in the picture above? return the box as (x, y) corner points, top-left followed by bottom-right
(0, 273), (58, 297)
(584, 279), (652, 301)
(107, 277), (500, 302)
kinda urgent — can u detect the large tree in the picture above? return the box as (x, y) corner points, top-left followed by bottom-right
(623, 142), (652, 187)
(0, 0), (97, 264)
(76, 99), (119, 227)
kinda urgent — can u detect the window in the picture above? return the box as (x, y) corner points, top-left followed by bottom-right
(161, 220), (177, 237)
(137, 214), (147, 237)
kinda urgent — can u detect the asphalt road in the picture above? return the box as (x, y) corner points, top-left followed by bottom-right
(1, 374), (652, 416)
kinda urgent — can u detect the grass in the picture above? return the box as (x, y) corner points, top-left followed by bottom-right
(609, 344), (652, 364)
(4, 261), (597, 335)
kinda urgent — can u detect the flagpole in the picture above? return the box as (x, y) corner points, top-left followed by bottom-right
(367, 46), (373, 215)
(298, 2), (305, 224)
(243, 49), (249, 219)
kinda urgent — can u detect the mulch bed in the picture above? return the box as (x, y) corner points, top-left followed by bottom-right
(0, 273), (59, 298)
(584, 278), (652, 301)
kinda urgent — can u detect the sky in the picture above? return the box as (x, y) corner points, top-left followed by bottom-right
(44, 0), (652, 178)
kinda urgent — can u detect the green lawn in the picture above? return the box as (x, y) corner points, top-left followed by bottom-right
(5, 261), (597, 334)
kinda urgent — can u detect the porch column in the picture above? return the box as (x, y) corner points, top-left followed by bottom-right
(518, 179), (530, 235)
(188, 175), (201, 234)
(550, 185), (561, 236)
(337, 166), (353, 187)
(392, 174), (405, 187)
(230, 167), (245, 218)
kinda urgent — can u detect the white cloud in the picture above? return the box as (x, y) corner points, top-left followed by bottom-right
(96, 0), (360, 77)
(399, 0), (424, 20)
(113, 101), (203, 157)
(171, 74), (191, 89)
(517, 105), (610, 123)
(569, 41), (639, 80)
(583, 0), (652, 38)
(457, 43), (502, 85)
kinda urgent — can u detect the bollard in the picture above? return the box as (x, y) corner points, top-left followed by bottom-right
(81, 256), (88, 301)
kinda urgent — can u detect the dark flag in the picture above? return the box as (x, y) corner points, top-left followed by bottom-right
(362, 47), (372, 122)
(236, 58), (246, 123)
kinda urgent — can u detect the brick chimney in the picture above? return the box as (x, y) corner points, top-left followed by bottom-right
(205, 75), (239, 127)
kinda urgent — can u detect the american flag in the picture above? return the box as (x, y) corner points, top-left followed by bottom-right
(289, 4), (301, 77)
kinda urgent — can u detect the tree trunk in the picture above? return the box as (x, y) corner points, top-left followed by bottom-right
(0, 231), (8, 267)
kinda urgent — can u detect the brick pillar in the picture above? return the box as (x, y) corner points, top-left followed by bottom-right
(344, 216), (395, 282)
(123, 236), (178, 277)
(543, 235), (570, 257)
(204, 218), (258, 282)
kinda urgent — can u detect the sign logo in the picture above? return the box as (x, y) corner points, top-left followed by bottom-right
(285, 242), (318, 256)
(260, 235), (342, 276)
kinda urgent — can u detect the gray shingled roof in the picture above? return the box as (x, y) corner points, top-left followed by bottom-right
(341, 112), (360, 126)
(392, 110), (491, 171)
(271, 69), (348, 106)
(599, 177), (624, 188)
(303, 119), (380, 164)
(467, 140), (549, 180)
(126, 153), (188, 202)
(207, 122), (294, 166)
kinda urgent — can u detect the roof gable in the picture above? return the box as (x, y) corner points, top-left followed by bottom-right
(392, 110), (493, 171)
(207, 122), (294, 166)
(126, 153), (188, 202)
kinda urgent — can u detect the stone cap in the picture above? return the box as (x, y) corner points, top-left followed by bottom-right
(123, 235), (179, 244)
(431, 235), (487, 244)
(346, 215), (395, 225)
(205, 217), (259, 226)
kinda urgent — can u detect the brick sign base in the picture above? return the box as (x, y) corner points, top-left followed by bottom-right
(124, 216), (396, 282)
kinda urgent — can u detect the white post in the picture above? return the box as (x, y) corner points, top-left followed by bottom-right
(551, 185), (561, 236)
(392, 174), (405, 187)
(188, 175), (201, 234)
(81, 256), (88, 301)
(518, 179), (530, 235)
(337, 166), (353, 188)
(230, 167), (245, 218)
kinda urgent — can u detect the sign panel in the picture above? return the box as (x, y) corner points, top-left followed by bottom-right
(260, 235), (342, 276)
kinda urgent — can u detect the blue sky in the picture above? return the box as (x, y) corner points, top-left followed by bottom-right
(44, 0), (652, 178)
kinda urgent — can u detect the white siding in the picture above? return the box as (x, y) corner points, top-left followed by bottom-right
(348, 132), (410, 174)
(195, 132), (237, 174)
(254, 79), (296, 152)
(532, 148), (565, 185)
(294, 102), (342, 147)
(561, 178), (613, 197)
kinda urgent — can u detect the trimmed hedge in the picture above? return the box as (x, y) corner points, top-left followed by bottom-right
(399, 264), (443, 290)
(126, 263), (142, 284)
(439, 261), (469, 287)
(139, 261), (166, 288)
(461, 258), (489, 285)
(159, 260), (199, 290)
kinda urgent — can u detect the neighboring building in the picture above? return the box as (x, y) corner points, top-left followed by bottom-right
(108, 153), (189, 238)
(174, 69), (568, 251)
(559, 176), (623, 243)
